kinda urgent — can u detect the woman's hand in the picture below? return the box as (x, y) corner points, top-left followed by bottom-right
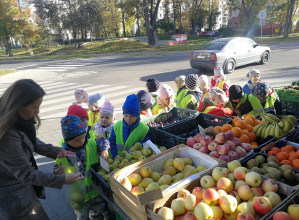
(101, 150), (109, 161)
(65, 172), (85, 185)
(57, 149), (76, 159)
(54, 166), (65, 175)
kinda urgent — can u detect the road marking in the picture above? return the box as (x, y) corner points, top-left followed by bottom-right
(38, 66), (77, 69)
(43, 84), (105, 96)
(34, 69), (66, 72)
(13, 64), (37, 69)
(48, 64), (85, 67)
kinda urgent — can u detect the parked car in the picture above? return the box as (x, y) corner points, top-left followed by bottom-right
(200, 32), (207, 37)
(190, 37), (271, 74)
(214, 31), (220, 36)
(207, 31), (216, 37)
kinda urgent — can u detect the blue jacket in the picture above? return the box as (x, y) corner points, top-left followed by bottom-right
(243, 80), (255, 96)
(109, 119), (150, 158)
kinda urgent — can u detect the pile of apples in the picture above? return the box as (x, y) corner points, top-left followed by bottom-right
(156, 160), (289, 220)
(272, 203), (299, 220)
(120, 157), (208, 196)
(186, 130), (252, 162)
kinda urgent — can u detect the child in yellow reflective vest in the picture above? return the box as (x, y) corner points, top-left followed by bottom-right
(88, 93), (105, 138)
(181, 74), (202, 110)
(152, 84), (175, 115)
(226, 85), (252, 116)
(109, 94), (150, 158)
(94, 101), (115, 139)
(174, 75), (187, 107)
(55, 115), (110, 219)
(211, 67), (230, 97)
(73, 88), (89, 112)
(137, 90), (155, 119)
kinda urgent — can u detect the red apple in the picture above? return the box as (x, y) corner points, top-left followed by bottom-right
(261, 179), (278, 193)
(192, 187), (205, 200)
(228, 151), (239, 160)
(237, 212), (255, 220)
(183, 211), (197, 220)
(199, 145), (209, 154)
(208, 140), (219, 151)
(241, 143), (252, 152)
(226, 130), (235, 140)
(187, 138), (196, 147)
(219, 155), (231, 162)
(177, 189), (190, 200)
(232, 137), (241, 146)
(202, 188), (219, 206)
(200, 135), (211, 146)
(215, 133), (228, 144)
(224, 140), (235, 151)
(194, 133), (203, 143)
(273, 212), (292, 220)
(209, 151), (220, 158)
(251, 187), (264, 197)
(253, 197), (272, 215)
(217, 144), (229, 155)
(235, 146), (247, 158)
(193, 143), (202, 150)
(174, 214), (186, 220)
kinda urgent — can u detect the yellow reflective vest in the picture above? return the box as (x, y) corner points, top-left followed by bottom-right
(174, 87), (188, 108)
(216, 79), (229, 90)
(203, 106), (216, 114)
(248, 93), (277, 117)
(226, 95), (248, 111)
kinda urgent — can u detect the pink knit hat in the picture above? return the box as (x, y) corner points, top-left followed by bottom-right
(74, 89), (88, 103)
(198, 74), (208, 86)
(100, 101), (114, 116)
(159, 84), (174, 100)
(214, 67), (224, 77)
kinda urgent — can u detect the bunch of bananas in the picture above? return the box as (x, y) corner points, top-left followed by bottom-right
(253, 113), (297, 139)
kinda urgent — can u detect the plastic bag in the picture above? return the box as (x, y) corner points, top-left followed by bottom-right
(62, 156), (86, 210)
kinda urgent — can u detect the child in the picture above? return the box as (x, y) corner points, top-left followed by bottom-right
(146, 78), (160, 108)
(59, 105), (90, 146)
(137, 90), (155, 119)
(211, 67), (230, 97)
(152, 84), (175, 115)
(88, 93), (105, 136)
(94, 101), (115, 139)
(73, 89), (89, 111)
(197, 74), (211, 112)
(109, 94), (150, 158)
(181, 74), (202, 110)
(174, 75), (187, 108)
(55, 115), (110, 219)
(243, 68), (261, 95)
(202, 87), (237, 117)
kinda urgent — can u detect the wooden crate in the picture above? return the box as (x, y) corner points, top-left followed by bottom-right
(147, 163), (298, 220)
(108, 145), (222, 220)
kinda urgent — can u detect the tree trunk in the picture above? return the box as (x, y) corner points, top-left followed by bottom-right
(283, 0), (292, 38)
(122, 2), (126, 37)
(192, 0), (198, 35)
(137, 17), (141, 36)
(143, 0), (160, 47)
(288, 0), (295, 33)
(179, 4), (182, 34)
(6, 37), (13, 57)
(173, 1), (176, 35)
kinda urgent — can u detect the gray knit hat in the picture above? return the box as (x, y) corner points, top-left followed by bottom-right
(88, 93), (105, 108)
(185, 74), (199, 90)
(246, 68), (261, 79)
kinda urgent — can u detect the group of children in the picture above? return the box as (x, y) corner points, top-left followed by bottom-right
(55, 67), (282, 219)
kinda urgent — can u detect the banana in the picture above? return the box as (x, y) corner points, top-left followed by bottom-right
(264, 123), (273, 138)
(287, 115), (297, 124)
(253, 123), (264, 134)
(277, 120), (285, 129)
(274, 123), (281, 138)
(256, 123), (266, 137)
(270, 123), (276, 136)
(282, 120), (291, 134)
(260, 114), (268, 123)
(262, 124), (268, 139)
(265, 113), (280, 122)
(264, 114), (275, 123)
(281, 116), (295, 127)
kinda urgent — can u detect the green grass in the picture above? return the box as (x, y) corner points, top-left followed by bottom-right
(254, 33), (299, 45)
(0, 69), (18, 76)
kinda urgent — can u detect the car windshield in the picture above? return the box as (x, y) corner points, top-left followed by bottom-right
(200, 41), (227, 50)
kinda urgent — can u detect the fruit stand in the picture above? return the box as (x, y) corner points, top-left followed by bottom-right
(90, 107), (299, 219)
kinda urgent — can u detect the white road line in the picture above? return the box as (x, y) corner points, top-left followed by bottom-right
(42, 82), (78, 90)
(13, 64), (37, 69)
(48, 64), (85, 67)
(43, 84), (103, 96)
(38, 81), (53, 85)
(34, 69), (66, 72)
(43, 85), (126, 100)
(40, 82), (66, 88)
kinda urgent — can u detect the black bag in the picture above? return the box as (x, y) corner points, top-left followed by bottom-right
(18, 131), (46, 199)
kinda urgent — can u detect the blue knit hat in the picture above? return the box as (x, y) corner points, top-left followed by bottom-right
(61, 115), (86, 142)
(122, 94), (140, 118)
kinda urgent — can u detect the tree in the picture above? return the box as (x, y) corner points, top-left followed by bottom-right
(284, 0), (296, 37)
(143, 0), (161, 47)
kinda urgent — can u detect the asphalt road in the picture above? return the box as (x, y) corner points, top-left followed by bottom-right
(0, 40), (298, 220)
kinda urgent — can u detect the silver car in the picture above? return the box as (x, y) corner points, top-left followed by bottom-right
(190, 37), (271, 74)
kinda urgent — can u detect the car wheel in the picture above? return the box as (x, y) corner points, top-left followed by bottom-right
(260, 51), (270, 64)
(224, 59), (235, 74)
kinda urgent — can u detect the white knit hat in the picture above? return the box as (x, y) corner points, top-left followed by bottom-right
(214, 67), (224, 77)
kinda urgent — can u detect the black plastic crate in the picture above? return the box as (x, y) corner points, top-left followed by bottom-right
(90, 162), (114, 201)
(253, 135), (276, 153)
(156, 113), (232, 148)
(141, 107), (198, 144)
(281, 101), (299, 119)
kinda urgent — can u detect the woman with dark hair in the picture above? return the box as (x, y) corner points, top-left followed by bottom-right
(0, 79), (84, 219)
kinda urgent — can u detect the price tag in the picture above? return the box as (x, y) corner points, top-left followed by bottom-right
(143, 140), (161, 154)
(198, 124), (206, 135)
(100, 157), (110, 172)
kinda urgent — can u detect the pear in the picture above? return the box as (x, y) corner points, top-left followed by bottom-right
(130, 142), (142, 152)
(132, 151), (143, 160)
(265, 167), (281, 174)
(261, 163), (269, 169)
(164, 158), (174, 170)
(267, 161), (279, 169)
(108, 158), (114, 164)
(128, 173), (142, 186)
(131, 186), (144, 196)
(196, 165), (207, 173)
(181, 157), (193, 166)
(260, 168), (266, 175)
(109, 164), (113, 172)
(267, 155), (279, 164)
(114, 155), (122, 162)
(284, 170), (297, 183)
(145, 182), (160, 191)
(112, 168), (119, 173)
(247, 159), (259, 169)
(251, 167), (262, 174)
(138, 178), (154, 189)
(183, 166), (197, 178)
(130, 159), (138, 164)
(142, 148), (151, 157)
(173, 158), (185, 172)
(121, 150), (128, 157)
(125, 154), (133, 161)
(112, 161), (120, 170)
(151, 171), (161, 182)
(140, 166), (152, 178)
(172, 173), (184, 182)
(162, 166), (177, 176)
(255, 155), (265, 165)
(158, 175), (172, 185)
(160, 185), (170, 192)
(121, 158), (129, 163)
(279, 165), (293, 172)
(265, 172), (281, 181)
(138, 156), (147, 161)
(159, 146), (167, 152)
(120, 159), (130, 168)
